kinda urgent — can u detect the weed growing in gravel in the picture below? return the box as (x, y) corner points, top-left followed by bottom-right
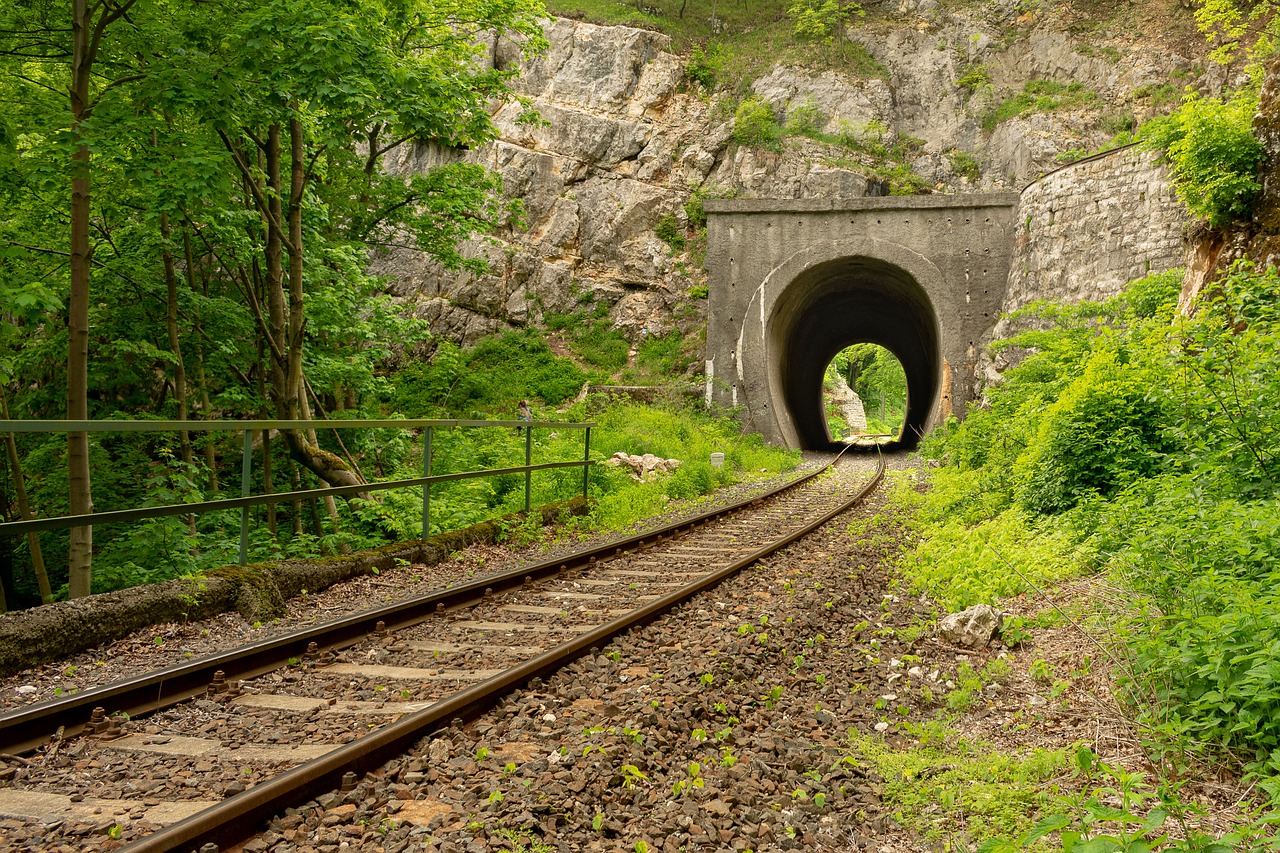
(845, 730), (1067, 846)
(492, 826), (555, 853)
(620, 764), (648, 788)
(945, 662), (984, 712)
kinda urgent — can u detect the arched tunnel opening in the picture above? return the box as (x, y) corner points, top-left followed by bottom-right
(768, 255), (942, 451)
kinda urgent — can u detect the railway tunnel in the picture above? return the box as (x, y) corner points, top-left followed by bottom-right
(702, 196), (1021, 451)
(770, 256), (940, 450)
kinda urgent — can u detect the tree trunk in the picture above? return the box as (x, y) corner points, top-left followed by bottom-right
(67, 0), (94, 599)
(274, 113), (364, 497)
(183, 229), (220, 492)
(160, 211), (192, 466)
(291, 462), (304, 536)
(2, 394), (53, 604)
(263, 429), (276, 538)
(265, 123), (289, 421)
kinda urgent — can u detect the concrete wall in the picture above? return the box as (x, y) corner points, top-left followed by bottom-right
(701, 148), (1189, 449)
(704, 195), (1019, 447)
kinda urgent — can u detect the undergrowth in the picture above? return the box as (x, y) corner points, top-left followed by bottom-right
(900, 262), (1280, 844)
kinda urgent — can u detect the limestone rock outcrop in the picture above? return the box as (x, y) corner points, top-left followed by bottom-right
(607, 452), (682, 481)
(372, 12), (1202, 362)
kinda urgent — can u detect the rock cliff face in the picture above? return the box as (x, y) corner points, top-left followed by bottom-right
(374, 11), (1202, 365)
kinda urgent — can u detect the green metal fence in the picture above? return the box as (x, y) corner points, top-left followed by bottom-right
(0, 418), (595, 564)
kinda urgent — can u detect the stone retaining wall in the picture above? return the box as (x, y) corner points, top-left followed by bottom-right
(980, 146), (1190, 383)
(1008, 145), (1187, 312)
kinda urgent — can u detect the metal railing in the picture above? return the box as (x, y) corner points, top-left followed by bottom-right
(0, 418), (595, 564)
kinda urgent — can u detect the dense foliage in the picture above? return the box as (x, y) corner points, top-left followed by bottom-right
(824, 344), (907, 437)
(1142, 89), (1264, 227)
(0, 0), (548, 605)
(909, 263), (1280, 794)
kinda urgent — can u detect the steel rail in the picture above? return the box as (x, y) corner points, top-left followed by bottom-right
(118, 453), (885, 853)
(0, 457), (842, 755)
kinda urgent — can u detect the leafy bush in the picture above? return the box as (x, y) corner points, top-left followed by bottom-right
(685, 43), (723, 89)
(785, 97), (827, 137)
(732, 98), (784, 152)
(954, 62), (991, 98)
(913, 262), (1280, 785)
(655, 213), (686, 251)
(1014, 343), (1176, 514)
(903, 505), (1080, 609)
(948, 149), (981, 181)
(1141, 89), (1263, 227)
(544, 308), (631, 373)
(637, 330), (695, 376)
(788, 0), (864, 45)
(389, 332), (588, 416)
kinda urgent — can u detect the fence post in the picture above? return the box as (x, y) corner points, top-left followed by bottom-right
(582, 426), (591, 500)
(422, 426), (433, 542)
(524, 423), (533, 514)
(238, 428), (254, 564)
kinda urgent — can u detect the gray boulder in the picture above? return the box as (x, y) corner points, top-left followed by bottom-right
(937, 604), (1004, 648)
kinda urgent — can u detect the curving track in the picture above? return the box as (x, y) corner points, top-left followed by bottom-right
(0, 452), (885, 853)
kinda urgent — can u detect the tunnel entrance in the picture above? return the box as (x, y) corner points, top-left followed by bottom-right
(824, 344), (907, 443)
(767, 255), (942, 452)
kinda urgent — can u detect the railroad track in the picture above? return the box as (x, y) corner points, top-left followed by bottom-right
(0, 452), (884, 853)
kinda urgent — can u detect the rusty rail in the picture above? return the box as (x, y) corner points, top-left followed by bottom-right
(118, 453), (885, 853)
(0, 454), (855, 755)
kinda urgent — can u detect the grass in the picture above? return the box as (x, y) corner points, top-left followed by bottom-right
(545, 304), (631, 373)
(981, 79), (1100, 133)
(845, 727), (1068, 847)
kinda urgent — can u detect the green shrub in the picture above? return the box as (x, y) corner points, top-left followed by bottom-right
(902, 506), (1080, 609)
(637, 330), (694, 376)
(785, 97), (827, 137)
(947, 149), (981, 181)
(655, 213), (686, 251)
(686, 43), (724, 89)
(732, 98), (784, 152)
(954, 62), (991, 97)
(913, 262), (1280, 783)
(1014, 343), (1176, 514)
(1141, 89), (1263, 227)
(389, 331), (591, 417)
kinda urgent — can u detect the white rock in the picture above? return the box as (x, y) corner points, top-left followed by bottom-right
(15, 685), (36, 695)
(937, 604), (1004, 649)
(874, 722), (890, 733)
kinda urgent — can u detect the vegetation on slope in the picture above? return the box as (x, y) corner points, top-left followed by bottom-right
(2, 317), (797, 606)
(904, 262), (1280, 821)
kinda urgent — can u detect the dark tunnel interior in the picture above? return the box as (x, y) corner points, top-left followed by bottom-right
(768, 256), (941, 451)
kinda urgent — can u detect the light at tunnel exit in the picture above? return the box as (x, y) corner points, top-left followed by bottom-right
(823, 344), (907, 443)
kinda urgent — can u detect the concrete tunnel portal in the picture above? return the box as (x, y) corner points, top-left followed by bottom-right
(702, 196), (1020, 450)
(770, 257), (941, 451)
